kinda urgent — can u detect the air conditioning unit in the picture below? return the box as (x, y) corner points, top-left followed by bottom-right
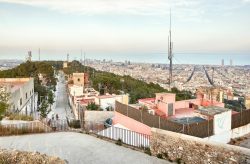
(148, 109), (155, 115)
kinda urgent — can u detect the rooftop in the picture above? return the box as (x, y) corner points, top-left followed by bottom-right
(198, 106), (231, 116)
(170, 116), (206, 124)
(0, 78), (32, 92)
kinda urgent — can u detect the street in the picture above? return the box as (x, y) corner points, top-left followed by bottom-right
(48, 71), (74, 120)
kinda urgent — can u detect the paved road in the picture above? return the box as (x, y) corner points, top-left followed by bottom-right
(0, 132), (168, 164)
(239, 136), (250, 149)
(48, 71), (74, 120)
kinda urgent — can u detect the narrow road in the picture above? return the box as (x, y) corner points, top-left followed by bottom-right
(0, 132), (168, 164)
(48, 71), (74, 120)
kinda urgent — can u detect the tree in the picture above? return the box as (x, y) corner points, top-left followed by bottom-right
(86, 102), (99, 111)
(39, 101), (49, 118)
(47, 90), (55, 109)
(0, 86), (10, 120)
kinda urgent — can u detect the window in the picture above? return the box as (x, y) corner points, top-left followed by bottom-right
(26, 93), (28, 99)
(78, 78), (81, 82)
(20, 98), (22, 106)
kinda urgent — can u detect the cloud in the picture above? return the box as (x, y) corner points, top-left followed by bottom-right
(0, 0), (203, 16)
(0, 0), (247, 23)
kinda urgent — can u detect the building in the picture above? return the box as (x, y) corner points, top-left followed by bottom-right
(221, 59), (224, 66)
(26, 51), (32, 62)
(94, 94), (129, 111)
(0, 78), (38, 116)
(138, 92), (224, 118)
(72, 73), (86, 87)
(63, 61), (68, 68)
(245, 95), (250, 109)
(196, 86), (225, 103)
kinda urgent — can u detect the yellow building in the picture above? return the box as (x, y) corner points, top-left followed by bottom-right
(245, 95), (250, 109)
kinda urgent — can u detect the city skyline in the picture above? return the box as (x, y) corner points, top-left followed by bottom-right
(0, 0), (250, 63)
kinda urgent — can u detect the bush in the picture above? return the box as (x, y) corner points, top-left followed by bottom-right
(143, 147), (151, 156)
(8, 114), (33, 121)
(156, 153), (163, 159)
(69, 120), (81, 129)
(115, 138), (122, 146)
(176, 158), (183, 164)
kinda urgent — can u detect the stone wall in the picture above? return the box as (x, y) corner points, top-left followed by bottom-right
(150, 128), (250, 164)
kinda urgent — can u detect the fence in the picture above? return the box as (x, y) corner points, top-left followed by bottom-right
(0, 119), (72, 136)
(116, 101), (214, 138)
(232, 109), (250, 129)
(0, 121), (51, 136)
(98, 126), (150, 148)
(83, 121), (106, 133)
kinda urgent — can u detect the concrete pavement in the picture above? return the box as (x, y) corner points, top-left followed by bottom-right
(48, 72), (74, 120)
(0, 132), (169, 164)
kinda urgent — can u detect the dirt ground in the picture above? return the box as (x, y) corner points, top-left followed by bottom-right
(0, 149), (66, 164)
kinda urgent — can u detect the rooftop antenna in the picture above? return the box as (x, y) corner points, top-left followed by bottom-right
(38, 48), (40, 61)
(80, 49), (83, 71)
(168, 9), (173, 90)
(81, 50), (83, 64)
(84, 52), (86, 66)
(84, 52), (86, 72)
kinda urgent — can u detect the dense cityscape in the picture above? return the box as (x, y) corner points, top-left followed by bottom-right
(0, 0), (250, 163)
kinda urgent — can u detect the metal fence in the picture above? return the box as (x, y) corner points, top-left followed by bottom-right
(116, 101), (214, 138)
(0, 119), (72, 136)
(0, 121), (51, 136)
(98, 126), (150, 148)
(232, 109), (250, 129)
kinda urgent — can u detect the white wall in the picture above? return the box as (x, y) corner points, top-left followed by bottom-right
(205, 122), (250, 144)
(213, 110), (232, 134)
(70, 85), (84, 97)
(85, 111), (114, 122)
(95, 97), (116, 111)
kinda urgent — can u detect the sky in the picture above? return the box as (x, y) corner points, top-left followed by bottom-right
(0, 0), (250, 64)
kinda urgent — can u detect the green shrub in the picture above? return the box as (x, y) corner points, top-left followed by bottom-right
(8, 114), (33, 121)
(69, 120), (81, 129)
(116, 138), (122, 146)
(176, 158), (183, 164)
(144, 147), (151, 156)
(156, 153), (163, 159)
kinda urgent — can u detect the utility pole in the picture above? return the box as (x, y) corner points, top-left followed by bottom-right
(168, 9), (173, 90)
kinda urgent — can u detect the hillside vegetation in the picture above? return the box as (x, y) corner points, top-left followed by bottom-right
(63, 61), (192, 103)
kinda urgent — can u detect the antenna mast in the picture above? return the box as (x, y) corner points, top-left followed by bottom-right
(38, 48), (40, 61)
(81, 50), (83, 64)
(168, 9), (173, 90)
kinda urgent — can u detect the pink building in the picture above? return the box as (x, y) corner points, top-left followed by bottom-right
(138, 92), (225, 119)
(112, 112), (151, 135)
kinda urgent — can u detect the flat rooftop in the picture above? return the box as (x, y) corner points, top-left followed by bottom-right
(198, 106), (231, 116)
(170, 116), (206, 124)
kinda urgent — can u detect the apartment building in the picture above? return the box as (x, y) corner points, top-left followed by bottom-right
(0, 78), (38, 116)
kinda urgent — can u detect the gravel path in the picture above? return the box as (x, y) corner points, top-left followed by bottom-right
(0, 132), (168, 164)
